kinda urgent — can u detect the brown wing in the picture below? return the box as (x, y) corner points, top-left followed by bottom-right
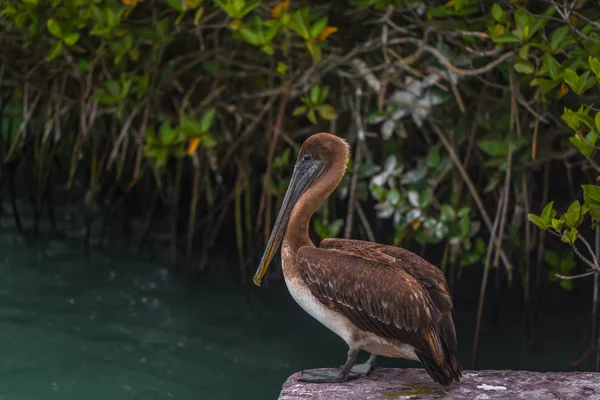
(297, 238), (461, 385)
(321, 238), (457, 348)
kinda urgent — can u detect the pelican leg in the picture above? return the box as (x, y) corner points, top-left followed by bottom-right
(299, 348), (360, 383)
(351, 353), (377, 375)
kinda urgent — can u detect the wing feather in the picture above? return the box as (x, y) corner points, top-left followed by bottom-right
(298, 238), (462, 385)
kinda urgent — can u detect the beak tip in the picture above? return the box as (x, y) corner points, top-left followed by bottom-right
(253, 276), (262, 287)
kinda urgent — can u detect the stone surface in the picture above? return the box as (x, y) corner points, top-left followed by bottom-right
(278, 368), (600, 399)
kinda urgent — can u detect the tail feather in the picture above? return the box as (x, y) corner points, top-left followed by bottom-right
(417, 350), (462, 386)
(417, 316), (462, 386)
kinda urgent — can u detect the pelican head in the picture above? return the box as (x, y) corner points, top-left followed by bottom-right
(253, 133), (350, 286)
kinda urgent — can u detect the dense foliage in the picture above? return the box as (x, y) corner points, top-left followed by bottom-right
(1, 0), (600, 368)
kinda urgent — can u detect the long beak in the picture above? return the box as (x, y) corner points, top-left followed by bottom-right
(253, 161), (322, 286)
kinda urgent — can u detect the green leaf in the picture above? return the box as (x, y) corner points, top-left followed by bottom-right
(307, 109), (317, 124)
(459, 214), (470, 237)
(562, 107), (580, 130)
(63, 32), (80, 47)
(565, 200), (581, 227)
(47, 18), (62, 38)
(306, 41), (321, 64)
(388, 187), (400, 206)
(313, 218), (327, 240)
(316, 104), (337, 120)
(583, 184), (600, 218)
(262, 44), (275, 55)
(154, 148), (169, 168)
(263, 20), (279, 42)
(318, 86), (329, 104)
(145, 128), (156, 144)
(292, 106), (307, 116)
(194, 6), (205, 24)
(491, 3), (506, 23)
(561, 227), (578, 244)
(159, 121), (175, 145)
(577, 112), (598, 136)
(551, 26), (570, 52)
(478, 139), (507, 156)
(564, 68), (579, 90)
(577, 204), (589, 226)
(310, 85), (320, 105)
(514, 9), (529, 30)
(289, 9), (310, 39)
(370, 185), (386, 201)
(327, 219), (344, 238)
(240, 0), (260, 17)
(200, 108), (216, 132)
(527, 214), (548, 230)
(458, 207), (471, 218)
(46, 40), (63, 61)
(426, 147), (440, 169)
(518, 44), (530, 60)
(590, 57), (600, 78)
(542, 53), (559, 79)
(561, 256), (576, 273)
(563, 69), (588, 95)
(530, 78), (560, 95)
(104, 7), (118, 29)
(166, 0), (186, 12)
(179, 114), (202, 136)
(529, 15), (545, 38)
(309, 16), (328, 39)
(514, 58), (535, 74)
(560, 279), (573, 291)
(541, 201), (555, 222)
(493, 33), (521, 43)
(551, 218), (563, 231)
(202, 133), (217, 148)
(570, 134), (595, 159)
(233, 0), (245, 14)
(544, 250), (560, 268)
(428, 6), (449, 18)
(588, 204), (600, 220)
(276, 62), (288, 75)
(239, 25), (260, 46)
(596, 112), (600, 133)
(419, 187), (433, 208)
(580, 71), (593, 93)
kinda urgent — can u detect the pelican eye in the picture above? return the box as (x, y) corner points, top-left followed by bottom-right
(302, 154), (312, 162)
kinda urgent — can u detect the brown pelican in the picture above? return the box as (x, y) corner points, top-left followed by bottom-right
(253, 132), (462, 386)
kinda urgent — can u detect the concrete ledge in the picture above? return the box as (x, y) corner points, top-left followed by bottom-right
(278, 368), (600, 399)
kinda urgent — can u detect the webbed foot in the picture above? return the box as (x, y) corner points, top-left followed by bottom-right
(299, 370), (359, 383)
(351, 353), (377, 375)
(299, 347), (361, 384)
(351, 362), (374, 375)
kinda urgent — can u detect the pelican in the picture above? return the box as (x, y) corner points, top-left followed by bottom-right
(253, 132), (462, 386)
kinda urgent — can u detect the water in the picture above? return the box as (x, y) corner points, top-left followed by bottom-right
(0, 213), (595, 399)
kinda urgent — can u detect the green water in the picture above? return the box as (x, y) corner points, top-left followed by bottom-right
(0, 211), (594, 399)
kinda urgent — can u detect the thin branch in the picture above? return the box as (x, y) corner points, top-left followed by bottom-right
(473, 188), (505, 368)
(345, 85), (365, 239)
(547, 229), (600, 273)
(388, 37), (514, 77)
(578, 232), (599, 266)
(556, 270), (596, 280)
(356, 202), (376, 243)
(493, 70), (518, 269)
(429, 121), (514, 273)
